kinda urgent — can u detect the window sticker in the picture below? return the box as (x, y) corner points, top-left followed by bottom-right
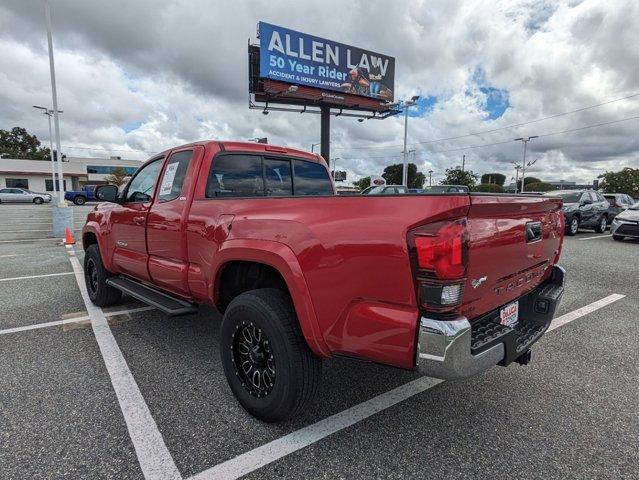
(159, 162), (179, 196)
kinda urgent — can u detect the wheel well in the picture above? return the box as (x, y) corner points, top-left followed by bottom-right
(217, 261), (289, 313)
(83, 232), (98, 251)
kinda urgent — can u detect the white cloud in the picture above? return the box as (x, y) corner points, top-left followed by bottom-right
(0, 0), (637, 183)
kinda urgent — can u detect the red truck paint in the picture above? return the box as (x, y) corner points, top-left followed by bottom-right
(83, 140), (564, 371)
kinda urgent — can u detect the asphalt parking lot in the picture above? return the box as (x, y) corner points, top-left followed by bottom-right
(1, 203), (638, 480)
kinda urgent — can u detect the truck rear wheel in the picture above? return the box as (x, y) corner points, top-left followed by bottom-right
(220, 288), (321, 422)
(84, 244), (122, 307)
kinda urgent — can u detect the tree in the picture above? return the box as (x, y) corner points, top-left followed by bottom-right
(480, 173), (506, 186)
(474, 183), (505, 193)
(382, 163), (426, 188)
(0, 126), (50, 159)
(104, 167), (130, 187)
(352, 176), (371, 191)
(441, 167), (478, 189)
(525, 182), (554, 192)
(523, 176), (541, 186)
(599, 168), (639, 197)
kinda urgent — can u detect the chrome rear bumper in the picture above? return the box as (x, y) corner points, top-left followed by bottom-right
(416, 265), (565, 380)
(417, 317), (504, 380)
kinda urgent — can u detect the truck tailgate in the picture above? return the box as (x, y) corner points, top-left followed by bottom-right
(461, 194), (564, 320)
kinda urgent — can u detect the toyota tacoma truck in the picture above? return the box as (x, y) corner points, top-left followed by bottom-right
(82, 140), (565, 422)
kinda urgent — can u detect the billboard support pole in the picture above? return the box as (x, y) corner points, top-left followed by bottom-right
(320, 105), (330, 166)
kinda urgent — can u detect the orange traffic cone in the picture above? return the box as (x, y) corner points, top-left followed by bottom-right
(64, 227), (75, 245)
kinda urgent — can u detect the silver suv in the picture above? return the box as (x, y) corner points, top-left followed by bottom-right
(0, 188), (52, 204)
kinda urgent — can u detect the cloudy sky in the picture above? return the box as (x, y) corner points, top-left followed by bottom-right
(1, 0), (638, 185)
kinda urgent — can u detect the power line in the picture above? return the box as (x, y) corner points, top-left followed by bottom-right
(333, 92), (639, 152)
(341, 114), (639, 159)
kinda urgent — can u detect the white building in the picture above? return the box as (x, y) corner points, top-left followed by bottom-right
(0, 156), (143, 192)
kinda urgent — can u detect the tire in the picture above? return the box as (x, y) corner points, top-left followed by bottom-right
(220, 288), (321, 422)
(613, 234), (624, 241)
(74, 196), (86, 205)
(594, 215), (607, 233)
(566, 216), (579, 236)
(33, 197), (44, 205)
(84, 244), (122, 307)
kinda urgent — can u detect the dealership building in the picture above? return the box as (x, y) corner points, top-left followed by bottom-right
(0, 156), (142, 192)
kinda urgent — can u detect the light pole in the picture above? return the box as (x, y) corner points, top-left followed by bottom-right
(311, 142), (320, 153)
(44, 0), (65, 205)
(511, 162), (522, 193)
(33, 105), (62, 201)
(514, 136), (538, 193)
(428, 170), (433, 186)
(402, 95), (420, 187)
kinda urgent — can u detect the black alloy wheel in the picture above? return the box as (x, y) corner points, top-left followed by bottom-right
(232, 322), (276, 398)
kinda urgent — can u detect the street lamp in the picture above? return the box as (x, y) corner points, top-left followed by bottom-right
(44, 0), (66, 206)
(33, 105), (63, 200)
(402, 95), (420, 187)
(514, 136), (538, 193)
(311, 142), (320, 153)
(511, 162), (522, 193)
(428, 169), (434, 187)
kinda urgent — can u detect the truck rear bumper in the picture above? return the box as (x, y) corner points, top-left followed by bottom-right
(417, 265), (565, 380)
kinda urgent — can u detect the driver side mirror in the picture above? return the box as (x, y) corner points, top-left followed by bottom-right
(95, 184), (119, 203)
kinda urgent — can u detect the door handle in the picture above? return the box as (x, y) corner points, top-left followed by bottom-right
(133, 216), (145, 225)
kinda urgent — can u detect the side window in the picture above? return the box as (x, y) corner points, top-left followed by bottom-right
(206, 155), (264, 197)
(158, 150), (192, 202)
(588, 192), (599, 202)
(264, 158), (292, 196)
(580, 193), (590, 204)
(292, 160), (332, 196)
(125, 159), (163, 203)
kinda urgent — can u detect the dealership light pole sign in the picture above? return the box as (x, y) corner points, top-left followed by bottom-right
(249, 22), (399, 165)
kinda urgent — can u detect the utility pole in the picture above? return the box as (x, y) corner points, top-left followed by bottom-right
(428, 170), (433, 186)
(514, 136), (538, 193)
(462, 154), (466, 172)
(401, 95), (420, 187)
(44, 0), (65, 204)
(512, 163), (522, 193)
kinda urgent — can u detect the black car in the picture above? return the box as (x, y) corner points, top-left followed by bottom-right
(543, 190), (610, 236)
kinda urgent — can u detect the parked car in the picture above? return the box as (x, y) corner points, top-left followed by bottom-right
(65, 185), (99, 205)
(83, 140), (565, 422)
(603, 193), (635, 222)
(361, 184), (408, 194)
(0, 188), (52, 204)
(425, 185), (469, 193)
(611, 201), (639, 241)
(543, 190), (609, 235)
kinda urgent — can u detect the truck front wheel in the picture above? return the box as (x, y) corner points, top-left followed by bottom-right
(220, 288), (321, 422)
(74, 196), (86, 205)
(84, 244), (122, 307)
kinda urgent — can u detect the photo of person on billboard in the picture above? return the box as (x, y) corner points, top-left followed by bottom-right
(369, 56), (393, 100)
(341, 67), (370, 96)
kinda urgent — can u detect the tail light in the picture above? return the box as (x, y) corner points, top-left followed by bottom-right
(408, 218), (469, 313)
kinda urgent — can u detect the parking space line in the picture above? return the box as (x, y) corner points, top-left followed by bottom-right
(0, 238), (62, 243)
(189, 293), (626, 480)
(579, 234), (612, 241)
(547, 294), (625, 332)
(0, 306), (155, 336)
(0, 272), (74, 282)
(66, 249), (181, 480)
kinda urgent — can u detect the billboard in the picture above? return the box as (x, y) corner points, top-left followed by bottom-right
(258, 22), (395, 101)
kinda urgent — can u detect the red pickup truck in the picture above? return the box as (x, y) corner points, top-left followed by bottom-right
(83, 140), (565, 421)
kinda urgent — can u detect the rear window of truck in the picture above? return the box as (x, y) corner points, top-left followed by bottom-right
(206, 154), (332, 198)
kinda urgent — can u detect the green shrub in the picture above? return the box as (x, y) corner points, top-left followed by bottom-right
(525, 182), (554, 192)
(473, 183), (505, 193)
